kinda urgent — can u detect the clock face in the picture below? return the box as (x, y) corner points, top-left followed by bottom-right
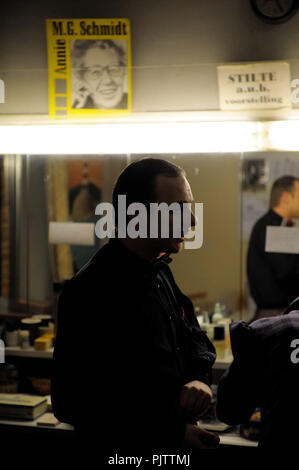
(251, 0), (299, 23)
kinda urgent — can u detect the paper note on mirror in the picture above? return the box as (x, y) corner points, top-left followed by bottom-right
(49, 222), (95, 246)
(265, 226), (299, 254)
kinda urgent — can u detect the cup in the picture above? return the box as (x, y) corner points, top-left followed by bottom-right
(20, 317), (42, 346)
(32, 314), (52, 327)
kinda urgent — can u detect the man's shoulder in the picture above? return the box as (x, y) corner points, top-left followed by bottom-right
(60, 243), (116, 297)
(230, 315), (299, 360)
(63, 240), (143, 297)
(70, 244), (110, 282)
(248, 211), (279, 249)
(250, 312), (299, 338)
(252, 211), (272, 231)
(253, 210), (282, 231)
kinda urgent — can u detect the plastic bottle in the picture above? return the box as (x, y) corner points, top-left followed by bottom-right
(212, 302), (223, 324)
(201, 311), (214, 341)
(203, 310), (210, 324)
(19, 330), (30, 349)
(213, 325), (226, 360)
(218, 318), (232, 357)
(194, 306), (201, 321)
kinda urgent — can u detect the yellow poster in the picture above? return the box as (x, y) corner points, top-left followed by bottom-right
(46, 18), (131, 119)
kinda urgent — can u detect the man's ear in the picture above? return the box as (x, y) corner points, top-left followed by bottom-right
(281, 191), (291, 204)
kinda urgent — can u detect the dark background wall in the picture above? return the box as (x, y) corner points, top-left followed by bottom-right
(1, 0), (299, 115)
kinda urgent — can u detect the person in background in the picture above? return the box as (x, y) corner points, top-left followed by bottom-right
(247, 175), (299, 320)
(69, 163), (101, 273)
(71, 39), (128, 110)
(51, 158), (219, 457)
(216, 296), (299, 448)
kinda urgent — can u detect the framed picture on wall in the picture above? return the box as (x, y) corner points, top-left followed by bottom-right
(242, 159), (268, 190)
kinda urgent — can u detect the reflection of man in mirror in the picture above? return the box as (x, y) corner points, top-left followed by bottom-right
(69, 162), (101, 272)
(247, 175), (299, 320)
(71, 39), (128, 110)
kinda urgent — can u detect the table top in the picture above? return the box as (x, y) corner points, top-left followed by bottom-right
(0, 412), (74, 431)
(5, 346), (54, 359)
(0, 413), (257, 447)
(219, 431), (258, 447)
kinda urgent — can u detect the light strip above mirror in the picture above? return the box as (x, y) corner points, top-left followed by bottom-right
(264, 121), (299, 151)
(1, 118), (299, 154)
(0, 120), (259, 154)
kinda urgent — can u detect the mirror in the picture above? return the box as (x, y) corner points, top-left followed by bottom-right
(241, 151), (299, 321)
(1, 148), (299, 397)
(0, 152), (244, 324)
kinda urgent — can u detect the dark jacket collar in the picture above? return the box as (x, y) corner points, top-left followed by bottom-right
(267, 208), (294, 226)
(107, 238), (172, 280)
(267, 208), (284, 224)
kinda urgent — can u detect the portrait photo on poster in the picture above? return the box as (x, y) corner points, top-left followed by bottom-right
(70, 39), (128, 111)
(242, 159), (269, 190)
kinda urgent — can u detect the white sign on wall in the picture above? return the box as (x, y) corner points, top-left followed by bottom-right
(217, 62), (291, 111)
(265, 226), (299, 254)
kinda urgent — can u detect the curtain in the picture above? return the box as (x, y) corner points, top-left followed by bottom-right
(46, 158), (74, 282)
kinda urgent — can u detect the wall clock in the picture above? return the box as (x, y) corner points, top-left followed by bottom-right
(250, 0), (299, 23)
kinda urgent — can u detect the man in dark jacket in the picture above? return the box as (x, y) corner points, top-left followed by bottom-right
(217, 297), (299, 448)
(51, 158), (218, 457)
(247, 175), (299, 319)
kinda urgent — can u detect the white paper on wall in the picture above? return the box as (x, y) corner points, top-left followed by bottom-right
(217, 61), (291, 111)
(49, 222), (95, 246)
(265, 226), (299, 254)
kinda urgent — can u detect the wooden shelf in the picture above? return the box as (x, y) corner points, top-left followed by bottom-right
(4, 346), (53, 359)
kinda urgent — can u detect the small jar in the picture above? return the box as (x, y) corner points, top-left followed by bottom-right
(19, 330), (30, 349)
(213, 325), (227, 360)
(20, 317), (41, 346)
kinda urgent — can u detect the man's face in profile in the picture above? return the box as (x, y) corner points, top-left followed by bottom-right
(150, 173), (196, 254)
(289, 181), (299, 217)
(81, 46), (125, 109)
